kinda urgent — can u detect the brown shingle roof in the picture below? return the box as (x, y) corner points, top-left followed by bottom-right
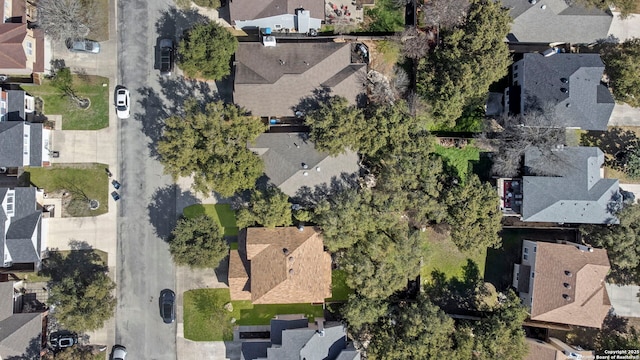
(530, 242), (610, 328)
(230, 227), (332, 304)
(229, 0), (324, 22)
(0, 24), (27, 70)
(233, 42), (366, 117)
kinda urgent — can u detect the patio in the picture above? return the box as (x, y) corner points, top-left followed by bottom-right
(325, 0), (364, 25)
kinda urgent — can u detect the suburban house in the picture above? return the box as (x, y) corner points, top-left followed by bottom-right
(501, 0), (612, 44)
(241, 315), (360, 360)
(525, 337), (594, 360)
(229, 226), (332, 304)
(248, 132), (360, 197)
(233, 41), (367, 118)
(229, 0), (324, 33)
(0, 121), (51, 168)
(0, 280), (47, 359)
(1, 87), (35, 122)
(0, 187), (47, 271)
(505, 53), (614, 131)
(513, 240), (611, 328)
(498, 146), (621, 224)
(0, 0), (45, 79)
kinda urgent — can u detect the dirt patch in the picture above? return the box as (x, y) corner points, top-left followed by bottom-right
(45, 190), (99, 218)
(363, 40), (398, 79)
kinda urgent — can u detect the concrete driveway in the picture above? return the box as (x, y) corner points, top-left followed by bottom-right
(608, 12), (640, 42)
(606, 283), (640, 317)
(608, 103), (640, 127)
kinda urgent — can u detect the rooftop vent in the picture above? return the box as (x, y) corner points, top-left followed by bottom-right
(561, 78), (568, 83)
(541, 4), (546, 9)
(316, 167), (321, 172)
(303, 171), (309, 176)
(564, 282), (571, 289)
(529, 0), (537, 4)
(565, 270), (572, 277)
(289, 268), (294, 275)
(302, 163), (308, 169)
(563, 294), (572, 301)
(289, 256), (294, 263)
(298, 223), (304, 232)
(560, 88), (568, 93)
(283, 248), (289, 255)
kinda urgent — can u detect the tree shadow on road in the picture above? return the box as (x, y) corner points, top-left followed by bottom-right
(135, 86), (168, 160)
(148, 184), (201, 242)
(158, 76), (220, 115)
(155, 6), (210, 41)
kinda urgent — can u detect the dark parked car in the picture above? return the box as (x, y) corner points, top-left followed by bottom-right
(160, 289), (175, 324)
(159, 39), (174, 76)
(49, 331), (78, 351)
(111, 191), (120, 201)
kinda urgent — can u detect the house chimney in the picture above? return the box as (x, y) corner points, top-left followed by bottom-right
(283, 248), (289, 255)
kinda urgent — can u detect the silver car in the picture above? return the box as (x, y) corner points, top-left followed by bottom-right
(111, 345), (127, 360)
(66, 39), (100, 54)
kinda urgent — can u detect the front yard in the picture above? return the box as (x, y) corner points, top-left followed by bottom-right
(26, 163), (109, 217)
(183, 204), (239, 237)
(434, 144), (481, 182)
(183, 288), (323, 341)
(24, 75), (110, 130)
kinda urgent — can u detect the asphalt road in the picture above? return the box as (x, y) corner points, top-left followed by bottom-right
(115, 0), (178, 358)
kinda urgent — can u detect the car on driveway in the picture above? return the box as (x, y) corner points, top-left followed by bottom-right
(160, 289), (175, 324)
(116, 88), (130, 119)
(159, 38), (174, 76)
(66, 39), (100, 54)
(49, 331), (78, 352)
(111, 345), (127, 360)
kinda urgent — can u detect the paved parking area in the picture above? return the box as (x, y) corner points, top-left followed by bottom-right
(606, 283), (640, 317)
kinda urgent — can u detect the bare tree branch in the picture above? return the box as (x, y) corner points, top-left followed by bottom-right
(37, 0), (97, 41)
(420, 0), (470, 29)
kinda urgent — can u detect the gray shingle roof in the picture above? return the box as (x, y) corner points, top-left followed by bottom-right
(28, 123), (42, 167)
(229, 0), (324, 22)
(249, 133), (360, 197)
(234, 42), (366, 117)
(518, 53), (614, 131)
(0, 312), (42, 360)
(522, 147), (621, 224)
(242, 319), (360, 360)
(1, 187), (41, 266)
(0, 282), (14, 322)
(6, 90), (25, 122)
(0, 122), (24, 167)
(502, 0), (612, 44)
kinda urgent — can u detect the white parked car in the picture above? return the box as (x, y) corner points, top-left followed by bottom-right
(112, 345), (127, 360)
(116, 88), (130, 119)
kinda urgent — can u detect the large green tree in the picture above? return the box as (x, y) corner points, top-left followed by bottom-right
(178, 21), (238, 80)
(305, 96), (366, 156)
(169, 215), (229, 268)
(574, 0), (637, 18)
(236, 186), (292, 228)
(157, 100), (266, 197)
(603, 38), (640, 107)
(417, 0), (512, 126)
(367, 297), (473, 360)
(581, 203), (640, 284)
(44, 251), (116, 333)
(445, 174), (502, 251)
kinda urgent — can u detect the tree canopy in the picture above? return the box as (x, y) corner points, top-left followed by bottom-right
(169, 214), (229, 268)
(37, 0), (98, 41)
(157, 100), (266, 197)
(603, 38), (640, 107)
(178, 21), (238, 80)
(43, 251), (116, 333)
(417, 0), (512, 126)
(236, 186), (293, 228)
(581, 203), (640, 284)
(365, 291), (528, 360)
(445, 174), (502, 251)
(573, 0), (637, 18)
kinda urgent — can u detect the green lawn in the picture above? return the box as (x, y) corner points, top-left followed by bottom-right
(326, 270), (352, 302)
(420, 229), (487, 282)
(26, 164), (109, 217)
(434, 144), (481, 182)
(183, 204), (239, 236)
(24, 75), (109, 130)
(183, 288), (323, 341)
